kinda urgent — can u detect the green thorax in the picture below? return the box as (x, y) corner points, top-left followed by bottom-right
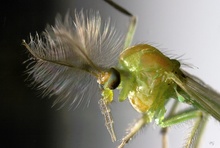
(116, 44), (179, 115)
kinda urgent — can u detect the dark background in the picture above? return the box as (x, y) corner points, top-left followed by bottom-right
(0, 1), (134, 148)
(0, 0), (103, 148)
(1, 0), (70, 148)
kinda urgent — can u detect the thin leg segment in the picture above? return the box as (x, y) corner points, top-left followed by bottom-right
(161, 128), (168, 148)
(161, 100), (180, 148)
(159, 109), (202, 127)
(104, 0), (137, 49)
(184, 112), (208, 148)
(118, 114), (150, 148)
(159, 108), (208, 148)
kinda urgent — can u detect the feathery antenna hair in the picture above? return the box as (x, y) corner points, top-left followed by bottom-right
(23, 10), (124, 109)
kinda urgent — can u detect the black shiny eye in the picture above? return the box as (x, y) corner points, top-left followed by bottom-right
(107, 68), (121, 90)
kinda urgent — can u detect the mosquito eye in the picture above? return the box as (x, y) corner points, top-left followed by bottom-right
(107, 68), (121, 90)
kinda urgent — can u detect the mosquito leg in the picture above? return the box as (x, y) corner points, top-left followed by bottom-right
(118, 114), (150, 148)
(159, 108), (208, 148)
(184, 112), (208, 148)
(161, 100), (180, 148)
(104, 0), (137, 49)
(161, 128), (168, 148)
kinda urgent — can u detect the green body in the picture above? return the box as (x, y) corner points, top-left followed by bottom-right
(116, 44), (180, 121)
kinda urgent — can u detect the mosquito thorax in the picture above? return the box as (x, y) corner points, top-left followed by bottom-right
(116, 44), (181, 113)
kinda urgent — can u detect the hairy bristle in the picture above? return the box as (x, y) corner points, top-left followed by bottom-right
(23, 10), (124, 109)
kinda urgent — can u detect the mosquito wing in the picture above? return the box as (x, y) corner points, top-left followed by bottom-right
(170, 69), (220, 121)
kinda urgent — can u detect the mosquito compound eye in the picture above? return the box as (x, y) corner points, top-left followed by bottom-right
(107, 68), (121, 90)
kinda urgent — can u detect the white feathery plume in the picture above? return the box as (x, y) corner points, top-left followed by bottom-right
(23, 10), (124, 109)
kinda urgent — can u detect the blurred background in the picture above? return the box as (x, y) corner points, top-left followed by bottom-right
(1, 0), (220, 148)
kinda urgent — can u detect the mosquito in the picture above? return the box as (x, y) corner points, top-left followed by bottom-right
(22, 0), (220, 147)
